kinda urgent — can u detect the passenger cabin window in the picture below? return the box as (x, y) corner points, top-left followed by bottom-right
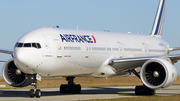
(15, 42), (41, 49)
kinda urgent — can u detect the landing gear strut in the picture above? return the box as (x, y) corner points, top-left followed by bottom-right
(29, 81), (41, 98)
(60, 76), (81, 94)
(27, 74), (41, 98)
(131, 69), (155, 95)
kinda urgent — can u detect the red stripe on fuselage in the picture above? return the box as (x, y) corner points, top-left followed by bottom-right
(91, 35), (96, 43)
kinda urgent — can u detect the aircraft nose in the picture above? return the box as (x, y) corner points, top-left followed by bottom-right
(15, 49), (30, 65)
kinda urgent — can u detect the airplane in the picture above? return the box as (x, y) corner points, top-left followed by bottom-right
(1, 0), (180, 98)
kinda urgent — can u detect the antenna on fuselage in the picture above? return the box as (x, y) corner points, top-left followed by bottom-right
(137, 31), (139, 34)
(104, 30), (110, 32)
(76, 26), (79, 30)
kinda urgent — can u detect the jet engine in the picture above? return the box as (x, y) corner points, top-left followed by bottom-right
(2, 59), (34, 87)
(140, 58), (177, 89)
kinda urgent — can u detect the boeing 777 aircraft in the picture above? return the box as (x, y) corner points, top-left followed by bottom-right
(1, 0), (180, 98)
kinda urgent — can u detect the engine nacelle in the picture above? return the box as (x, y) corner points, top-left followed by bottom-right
(140, 58), (177, 89)
(2, 59), (34, 87)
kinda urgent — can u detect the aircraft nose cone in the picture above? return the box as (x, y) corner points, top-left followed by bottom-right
(15, 49), (29, 65)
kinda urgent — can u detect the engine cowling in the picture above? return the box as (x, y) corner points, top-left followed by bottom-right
(2, 59), (33, 87)
(140, 58), (177, 89)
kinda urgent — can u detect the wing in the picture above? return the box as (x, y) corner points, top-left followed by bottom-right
(110, 56), (158, 74)
(166, 54), (180, 64)
(0, 49), (13, 55)
(0, 60), (7, 62)
(0, 49), (13, 62)
(109, 54), (180, 75)
(168, 47), (180, 52)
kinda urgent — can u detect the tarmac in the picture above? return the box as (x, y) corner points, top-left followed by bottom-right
(0, 85), (180, 101)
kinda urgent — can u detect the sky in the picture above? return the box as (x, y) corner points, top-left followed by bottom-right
(0, 0), (180, 76)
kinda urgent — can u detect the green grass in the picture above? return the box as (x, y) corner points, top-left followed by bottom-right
(78, 95), (180, 101)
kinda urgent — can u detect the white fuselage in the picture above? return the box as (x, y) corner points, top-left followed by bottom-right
(13, 28), (169, 77)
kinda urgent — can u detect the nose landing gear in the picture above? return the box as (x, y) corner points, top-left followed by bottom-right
(27, 74), (41, 98)
(29, 82), (41, 98)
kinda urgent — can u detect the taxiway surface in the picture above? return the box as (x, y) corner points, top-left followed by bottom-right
(0, 85), (180, 101)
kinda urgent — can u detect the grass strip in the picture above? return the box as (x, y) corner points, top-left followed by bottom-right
(78, 95), (180, 101)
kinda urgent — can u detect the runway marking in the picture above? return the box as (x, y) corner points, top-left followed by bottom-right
(0, 85), (6, 87)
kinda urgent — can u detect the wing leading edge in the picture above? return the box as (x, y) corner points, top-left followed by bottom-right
(168, 47), (180, 52)
(109, 56), (157, 73)
(0, 49), (13, 55)
(109, 54), (180, 75)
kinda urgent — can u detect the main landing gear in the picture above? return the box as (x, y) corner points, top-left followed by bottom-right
(135, 85), (155, 95)
(60, 76), (81, 94)
(131, 69), (155, 95)
(27, 74), (41, 98)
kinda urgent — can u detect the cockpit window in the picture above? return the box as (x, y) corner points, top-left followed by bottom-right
(24, 43), (31, 47)
(37, 43), (41, 48)
(15, 42), (41, 49)
(32, 43), (41, 49)
(32, 43), (37, 48)
(16, 43), (23, 47)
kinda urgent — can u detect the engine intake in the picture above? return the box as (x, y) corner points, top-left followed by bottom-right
(2, 59), (33, 87)
(140, 58), (177, 89)
(145, 62), (166, 86)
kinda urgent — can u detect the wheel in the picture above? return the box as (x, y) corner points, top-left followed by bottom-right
(35, 89), (41, 98)
(68, 85), (81, 94)
(74, 84), (81, 94)
(144, 87), (155, 95)
(60, 84), (81, 94)
(68, 85), (74, 93)
(29, 89), (34, 98)
(135, 86), (156, 95)
(135, 86), (143, 95)
(60, 84), (68, 93)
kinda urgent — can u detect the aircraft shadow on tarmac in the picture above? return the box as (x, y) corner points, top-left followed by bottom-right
(82, 87), (135, 95)
(0, 87), (136, 97)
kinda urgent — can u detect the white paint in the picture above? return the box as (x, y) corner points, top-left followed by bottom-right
(0, 85), (6, 87)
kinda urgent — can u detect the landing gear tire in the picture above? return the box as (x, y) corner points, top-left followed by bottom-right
(145, 87), (155, 95)
(60, 84), (81, 94)
(29, 89), (41, 98)
(29, 89), (34, 98)
(75, 84), (81, 94)
(135, 86), (155, 95)
(35, 89), (41, 98)
(135, 86), (142, 95)
(60, 84), (68, 93)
